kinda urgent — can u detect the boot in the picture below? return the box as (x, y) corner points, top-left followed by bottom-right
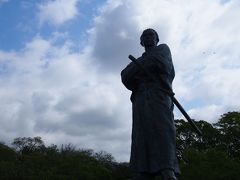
(161, 169), (177, 180)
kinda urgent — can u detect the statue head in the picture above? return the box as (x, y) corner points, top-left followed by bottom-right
(140, 28), (159, 48)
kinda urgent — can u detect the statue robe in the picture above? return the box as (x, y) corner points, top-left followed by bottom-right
(121, 44), (179, 174)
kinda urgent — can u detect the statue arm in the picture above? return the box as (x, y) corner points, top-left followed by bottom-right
(144, 44), (173, 75)
(121, 62), (139, 91)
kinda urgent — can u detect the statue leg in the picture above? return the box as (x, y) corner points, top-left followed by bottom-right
(161, 169), (177, 180)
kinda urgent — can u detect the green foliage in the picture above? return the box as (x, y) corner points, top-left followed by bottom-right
(176, 111), (240, 179)
(12, 136), (45, 154)
(0, 111), (240, 179)
(0, 137), (122, 179)
(214, 111), (240, 159)
(175, 119), (221, 161)
(180, 148), (240, 180)
(0, 142), (16, 161)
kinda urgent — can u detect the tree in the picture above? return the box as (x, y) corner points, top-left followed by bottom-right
(214, 111), (240, 159)
(0, 142), (16, 161)
(94, 150), (116, 167)
(0, 111), (239, 179)
(180, 148), (240, 180)
(12, 137), (45, 154)
(175, 119), (220, 161)
(176, 111), (240, 179)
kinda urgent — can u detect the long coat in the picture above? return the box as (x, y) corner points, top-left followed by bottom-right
(121, 44), (179, 174)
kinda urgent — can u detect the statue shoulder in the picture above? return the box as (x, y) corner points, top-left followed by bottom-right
(157, 43), (170, 51)
(156, 44), (171, 55)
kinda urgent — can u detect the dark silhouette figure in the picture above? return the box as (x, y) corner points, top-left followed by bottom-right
(121, 29), (179, 180)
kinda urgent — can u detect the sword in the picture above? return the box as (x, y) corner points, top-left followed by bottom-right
(128, 54), (202, 136)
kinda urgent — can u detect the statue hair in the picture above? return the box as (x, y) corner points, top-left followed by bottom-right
(140, 28), (159, 46)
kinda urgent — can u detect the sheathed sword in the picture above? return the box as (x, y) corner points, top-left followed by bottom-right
(128, 54), (202, 136)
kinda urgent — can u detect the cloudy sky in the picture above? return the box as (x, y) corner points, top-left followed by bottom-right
(0, 0), (239, 161)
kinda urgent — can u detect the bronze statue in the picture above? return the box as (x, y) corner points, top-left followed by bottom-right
(121, 29), (180, 180)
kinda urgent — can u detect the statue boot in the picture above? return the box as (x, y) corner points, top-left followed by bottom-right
(161, 169), (177, 180)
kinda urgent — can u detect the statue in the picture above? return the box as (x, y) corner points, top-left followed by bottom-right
(121, 29), (180, 180)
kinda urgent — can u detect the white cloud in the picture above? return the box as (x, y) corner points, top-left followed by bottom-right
(38, 0), (80, 26)
(188, 104), (239, 123)
(88, 0), (240, 123)
(1, 0), (240, 162)
(0, 33), (131, 161)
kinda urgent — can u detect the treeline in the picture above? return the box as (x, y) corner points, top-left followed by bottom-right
(0, 137), (132, 179)
(176, 111), (240, 179)
(0, 111), (240, 179)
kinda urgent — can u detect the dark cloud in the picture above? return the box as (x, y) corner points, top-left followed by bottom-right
(34, 108), (121, 134)
(32, 92), (53, 113)
(65, 109), (121, 136)
(91, 4), (142, 72)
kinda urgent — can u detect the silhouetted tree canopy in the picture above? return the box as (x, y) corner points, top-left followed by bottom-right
(0, 111), (240, 179)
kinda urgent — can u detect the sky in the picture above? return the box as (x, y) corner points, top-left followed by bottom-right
(0, 0), (239, 162)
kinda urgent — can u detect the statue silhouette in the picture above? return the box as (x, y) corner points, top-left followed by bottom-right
(121, 29), (180, 180)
